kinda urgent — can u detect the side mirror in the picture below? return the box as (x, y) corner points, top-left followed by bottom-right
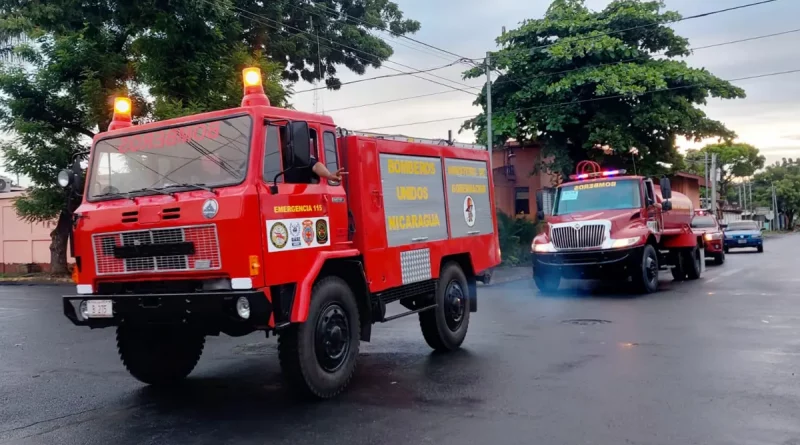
(659, 177), (672, 199)
(535, 190), (545, 220)
(289, 121), (311, 168)
(720, 223), (728, 230)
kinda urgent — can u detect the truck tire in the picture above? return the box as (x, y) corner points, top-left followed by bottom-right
(685, 246), (702, 280)
(534, 269), (560, 293)
(419, 262), (470, 352)
(670, 250), (686, 281)
(633, 244), (659, 293)
(116, 324), (205, 386)
(278, 276), (360, 399)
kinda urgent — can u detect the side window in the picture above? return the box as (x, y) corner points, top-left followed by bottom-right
(323, 131), (338, 174)
(645, 181), (655, 204)
(263, 125), (283, 183)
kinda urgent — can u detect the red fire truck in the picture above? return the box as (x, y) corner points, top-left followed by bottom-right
(59, 68), (500, 398)
(531, 161), (703, 293)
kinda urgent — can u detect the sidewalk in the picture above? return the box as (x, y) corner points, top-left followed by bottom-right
(483, 266), (531, 286)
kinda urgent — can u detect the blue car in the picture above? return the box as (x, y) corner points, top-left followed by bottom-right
(723, 220), (764, 253)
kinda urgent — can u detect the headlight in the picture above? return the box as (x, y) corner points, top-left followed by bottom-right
(533, 242), (555, 253)
(57, 169), (72, 188)
(610, 236), (642, 249)
(704, 233), (722, 241)
(751, 232), (761, 238)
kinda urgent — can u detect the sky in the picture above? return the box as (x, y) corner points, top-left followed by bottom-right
(290, 0), (800, 168)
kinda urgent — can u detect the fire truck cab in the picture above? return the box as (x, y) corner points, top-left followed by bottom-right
(531, 161), (703, 293)
(59, 68), (500, 399)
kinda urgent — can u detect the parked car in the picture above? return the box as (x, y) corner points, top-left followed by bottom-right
(691, 214), (725, 264)
(723, 220), (764, 253)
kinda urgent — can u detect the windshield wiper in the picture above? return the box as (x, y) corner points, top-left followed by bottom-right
(92, 192), (133, 201)
(162, 183), (218, 194)
(127, 187), (175, 197)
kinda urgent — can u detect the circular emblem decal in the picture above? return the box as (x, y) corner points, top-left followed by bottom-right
(202, 199), (219, 219)
(270, 222), (288, 249)
(302, 220), (315, 246)
(463, 195), (475, 227)
(315, 219), (328, 244)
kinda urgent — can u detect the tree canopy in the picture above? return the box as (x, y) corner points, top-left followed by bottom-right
(684, 142), (765, 199)
(463, 0), (745, 177)
(753, 159), (800, 229)
(0, 0), (419, 272)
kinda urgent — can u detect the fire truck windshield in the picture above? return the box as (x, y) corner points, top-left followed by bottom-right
(552, 179), (641, 215)
(87, 115), (252, 200)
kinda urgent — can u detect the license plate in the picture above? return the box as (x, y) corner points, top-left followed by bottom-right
(738, 239), (747, 244)
(87, 300), (113, 318)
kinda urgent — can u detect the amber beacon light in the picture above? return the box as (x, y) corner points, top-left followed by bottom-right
(241, 67), (270, 107)
(108, 96), (133, 131)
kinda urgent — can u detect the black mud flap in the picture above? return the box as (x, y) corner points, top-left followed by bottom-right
(467, 276), (478, 312)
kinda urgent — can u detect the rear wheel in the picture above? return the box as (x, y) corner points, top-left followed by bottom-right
(419, 262), (470, 352)
(278, 276), (360, 399)
(116, 324), (205, 386)
(670, 250), (686, 281)
(534, 268), (561, 292)
(685, 246), (702, 280)
(633, 244), (659, 293)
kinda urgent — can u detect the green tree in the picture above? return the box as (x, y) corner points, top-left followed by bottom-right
(0, 0), (419, 272)
(752, 160), (800, 229)
(684, 142), (765, 200)
(462, 0), (744, 177)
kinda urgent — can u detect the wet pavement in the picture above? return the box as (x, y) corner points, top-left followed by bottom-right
(1, 235), (798, 445)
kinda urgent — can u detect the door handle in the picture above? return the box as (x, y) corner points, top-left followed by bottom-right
(411, 237), (428, 242)
(467, 230), (481, 235)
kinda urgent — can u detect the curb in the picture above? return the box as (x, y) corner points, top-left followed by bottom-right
(0, 280), (72, 287)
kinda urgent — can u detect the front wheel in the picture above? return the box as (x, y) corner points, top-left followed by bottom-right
(714, 251), (725, 265)
(116, 324), (205, 386)
(278, 276), (360, 399)
(534, 268), (561, 292)
(419, 262), (470, 352)
(633, 244), (659, 293)
(757, 245), (764, 253)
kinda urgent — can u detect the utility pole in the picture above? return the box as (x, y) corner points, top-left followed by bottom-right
(704, 151), (709, 208)
(710, 153), (717, 214)
(772, 183), (780, 230)
(749, 180), (753, 213)
(485, 51), (493, 171)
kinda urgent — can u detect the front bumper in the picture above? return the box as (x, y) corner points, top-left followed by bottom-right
(704, 240), (723, 253)
(724, 238), (763, 248)
(63, 290), (272, 330)
(532, 245), (644, 280)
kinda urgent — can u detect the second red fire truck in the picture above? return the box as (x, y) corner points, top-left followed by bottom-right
(532, 161), (704, 293)
(59, 68), (500, 398)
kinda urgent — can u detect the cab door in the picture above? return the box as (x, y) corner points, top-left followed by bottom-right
(257, 122), (348, 285)
(644, 179), (663, 234)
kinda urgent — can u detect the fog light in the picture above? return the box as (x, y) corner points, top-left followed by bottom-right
(236, 296), (250, 319)
(79, 300), (89, 320)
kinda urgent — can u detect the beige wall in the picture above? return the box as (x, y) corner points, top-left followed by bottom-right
(492, 145), (551, 220)
(0, 192), (72, 273)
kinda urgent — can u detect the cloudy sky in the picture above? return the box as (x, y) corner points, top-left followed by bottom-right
(291, 0), (800, 167)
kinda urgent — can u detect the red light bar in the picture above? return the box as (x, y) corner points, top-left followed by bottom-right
(569, 169), (627, 180)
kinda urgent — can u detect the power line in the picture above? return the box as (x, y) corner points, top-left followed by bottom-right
(325, 27), (800, 113)
(354, 68), (800, 131)
(206, 0), (480, 95)
(294, 60), (463, 94)
(300, 2), (475, 63)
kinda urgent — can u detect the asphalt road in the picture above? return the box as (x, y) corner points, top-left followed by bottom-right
(1, 236), (798, 445)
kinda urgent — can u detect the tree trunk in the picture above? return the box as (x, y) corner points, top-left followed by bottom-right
(49, 210), (72, 275)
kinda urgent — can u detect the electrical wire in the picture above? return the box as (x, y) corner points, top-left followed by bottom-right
(204, 0), (480, 94)
(324, 27), (800, 113)
(294, 60), (463, 94)
(354, 68), (800, 132)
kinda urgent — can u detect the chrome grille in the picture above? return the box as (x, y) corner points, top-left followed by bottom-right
(92, 225), (220, 275)
(551, 224), (605, 249)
